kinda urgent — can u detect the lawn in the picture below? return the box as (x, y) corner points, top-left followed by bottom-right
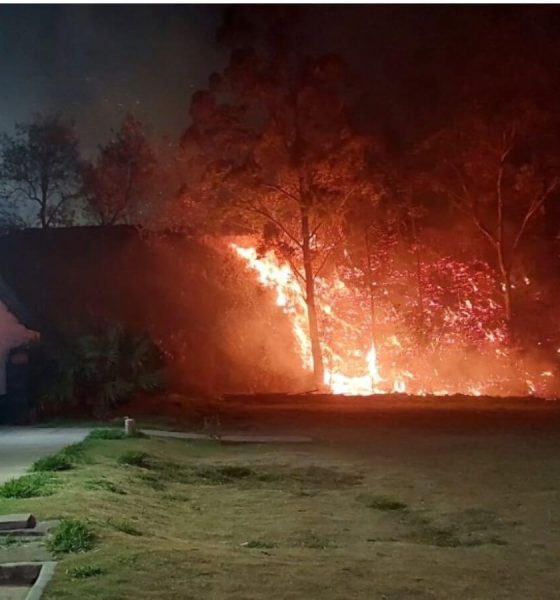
(1, 423), (560, 599)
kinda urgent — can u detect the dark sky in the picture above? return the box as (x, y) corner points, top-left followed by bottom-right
(1, 5), (558, 153)
(0, 5), (226, 152)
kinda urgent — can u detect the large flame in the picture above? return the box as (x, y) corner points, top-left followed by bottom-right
(232, 244), (405, 394)
(231, 242), (557, 396)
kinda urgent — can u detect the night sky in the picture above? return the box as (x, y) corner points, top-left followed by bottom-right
(1, 5), (558, 153)
(0, 5), (225, 152)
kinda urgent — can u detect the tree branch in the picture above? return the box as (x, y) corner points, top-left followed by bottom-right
(445, 163), (499, 249)
(241, 198), (303, 249)
(262, 182), (301, 205)
(511, 177), (560, 258)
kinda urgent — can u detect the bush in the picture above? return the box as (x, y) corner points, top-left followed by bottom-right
(48, 519), (94, 554)
(0, 473), (59, 498)
(118, 451), (151, 468)
(32, 452), (73, 472)
(36, 325), (166, 415)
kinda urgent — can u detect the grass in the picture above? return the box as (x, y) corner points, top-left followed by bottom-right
(32, 453), (74, 472)
(83, 478), (126, 495)
(0, 535), (20, 547)
(190, 463), (255, 483)
(61, 442), (90, 462)
(87, 428), (126, 441)
(47, 518), (95, 554)
(87, 428), (147, 441)
(0, 472), (59, 498)
(242, 540), (277, 549)
(0, 428), (549, 599)
(107, 518), (143, 536)
(67, 565), (106, 579)
(117, 451), (151, 468)
(364, 495), (408, 511)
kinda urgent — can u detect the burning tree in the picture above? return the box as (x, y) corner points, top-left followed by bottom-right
(422, 112), (560, 325)
(178, 11), (376, 387)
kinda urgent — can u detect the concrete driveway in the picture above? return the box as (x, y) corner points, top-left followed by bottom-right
(0, 427), (90, 483)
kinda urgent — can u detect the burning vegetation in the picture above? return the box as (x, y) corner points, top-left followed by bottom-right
(169, 9), (560, 398)
(231, 241), (556, 397)
(1, 7), (560, 400)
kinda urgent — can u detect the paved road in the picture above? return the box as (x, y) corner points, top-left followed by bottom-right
(0, 427), (90, 483)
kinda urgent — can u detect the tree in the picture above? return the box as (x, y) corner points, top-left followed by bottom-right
(0, 114), (82, 228)
(423, 110), (560, 324)
(84, 114), (156, 225)
(417, 13), (560, 327)
(178, 14), (376, 387)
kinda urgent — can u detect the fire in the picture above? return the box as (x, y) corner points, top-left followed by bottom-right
(232, 243), (403, 395)
(231, 242), (557, 397)
(233, 245), (313, 371)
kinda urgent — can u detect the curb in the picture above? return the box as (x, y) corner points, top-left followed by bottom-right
(141, 428), (312, 443)
(26, 561), (56, 600)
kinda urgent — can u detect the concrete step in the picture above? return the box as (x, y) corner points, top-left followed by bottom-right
(0, 516), (35, 533)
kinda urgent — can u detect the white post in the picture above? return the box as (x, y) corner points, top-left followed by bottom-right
(124, 416), (136, 437)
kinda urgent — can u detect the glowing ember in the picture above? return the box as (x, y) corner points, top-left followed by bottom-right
(231, 242), (557, 396)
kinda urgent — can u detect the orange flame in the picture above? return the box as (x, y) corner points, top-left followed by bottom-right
(231, 242), (557, 397)
(232, 243), (407, 395)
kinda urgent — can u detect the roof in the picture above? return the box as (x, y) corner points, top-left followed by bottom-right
(0, 225), (183, 333)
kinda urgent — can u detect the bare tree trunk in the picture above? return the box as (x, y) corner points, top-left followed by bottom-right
(497, 247), (513, 323)
(300, 204), (324, 388)
(496, 153), (513, 324)
(39, 203), (48, 228)
(364, 225), (376, 348)
(39, 177), (49, 228)
(409, 213), (424, 327)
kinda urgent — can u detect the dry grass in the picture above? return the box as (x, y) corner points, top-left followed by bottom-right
(0, 427), (559, 599)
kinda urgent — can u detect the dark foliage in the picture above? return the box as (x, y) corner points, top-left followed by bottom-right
(35, 325), (166, 415)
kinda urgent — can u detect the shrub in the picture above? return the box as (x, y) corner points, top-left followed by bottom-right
(36, 325), (166, 415)
(48, 519), (94, 554)
(0, 473), (59, 498)
(118, 451), (150, 468)
(31, 452), (73, 472)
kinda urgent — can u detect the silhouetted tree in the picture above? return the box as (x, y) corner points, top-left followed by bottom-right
(84, 114), (156, 225)
(0, 114), (82, 228)
(178, 12), (376, 386)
